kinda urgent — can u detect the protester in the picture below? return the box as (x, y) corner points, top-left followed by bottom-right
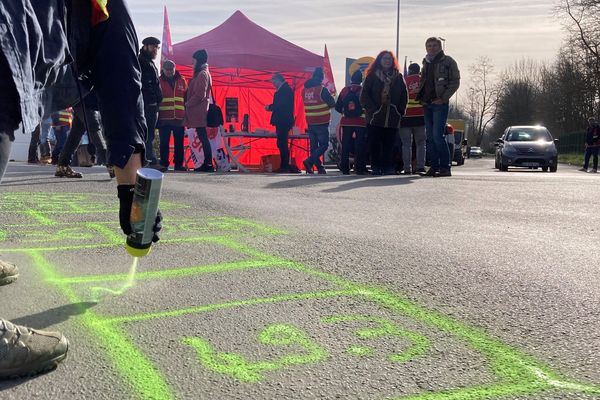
(158, 60), (188, 171)
(50, 108), (73, 165)
(266, 73), (296, 173)
(579, 117), (600, 173)
(302, 68), (336, 174)
(139, 36), (164, 171)
(55, 94), (112, 178)
(335, 69), (368, 175)
(360, 51), (408, 175)
(184, 49), (214, 172)
(398, 63), (426, 175)
(0, 0), (159, 378)
(416, 37), (460, 177)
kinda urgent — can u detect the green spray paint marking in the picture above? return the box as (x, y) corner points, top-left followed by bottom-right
(25, 209), (56, 225)
(321, 315), (431, 363)
(90, 257), (138, 301)
(183, 323), (327, 383)
(27, 251), (173, 400)
(2, 192), (599, 399)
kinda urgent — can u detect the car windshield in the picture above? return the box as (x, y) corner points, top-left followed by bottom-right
(506, 128), (552, 142)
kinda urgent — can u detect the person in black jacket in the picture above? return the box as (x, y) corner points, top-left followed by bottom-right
(266, 73), (296, 173)
(360, 51), (408, 175)
(0, 0), (160, 379)
(580, 117), (600, 173)
(138, 36), (164, 170)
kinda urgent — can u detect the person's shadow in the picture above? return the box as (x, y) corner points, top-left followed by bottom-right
(9, 302), (97, 329)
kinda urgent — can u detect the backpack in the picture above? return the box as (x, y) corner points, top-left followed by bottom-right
(342, 87), (363, 118)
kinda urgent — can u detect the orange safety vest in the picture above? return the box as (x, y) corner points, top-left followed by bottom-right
(159, 75), (187, 121)
(404, 74), (424, 118)
(53, 110), (73, 127)
(303, 85), (331, 125)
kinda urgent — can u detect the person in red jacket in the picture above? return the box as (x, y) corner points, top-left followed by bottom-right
(158, 60), (188, 171)
(335, 69), (367, 175)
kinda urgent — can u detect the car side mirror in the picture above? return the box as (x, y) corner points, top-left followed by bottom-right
(554, 138), (560, 143)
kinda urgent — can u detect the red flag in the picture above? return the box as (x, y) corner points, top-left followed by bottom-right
(161, 6), (173, 66)
(322, 45), (337, 96)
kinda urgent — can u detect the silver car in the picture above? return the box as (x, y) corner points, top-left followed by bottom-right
(494, 126), (559, 172)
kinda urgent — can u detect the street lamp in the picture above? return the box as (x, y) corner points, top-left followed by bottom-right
(396, 0), (400, 57)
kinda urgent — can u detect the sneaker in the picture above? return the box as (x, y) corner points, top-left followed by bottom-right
(54, 165), (83, 178)
(303, 159), (314, 174)
(39, 156), (52, 165)
(438, 169), (452, 177)
(0, 260), (18, 286)
(0, 320), (69, 379)
(400, 170), (412, 175)
(106, 166), (116, 179)
(590, 169), (598, 173)
(415, 168), (426, 174)
(578, 167), (588, 172)
(317, 167), (327, 175)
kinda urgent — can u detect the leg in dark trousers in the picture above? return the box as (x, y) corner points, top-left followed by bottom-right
(196, 127), (212, 168)
(354, 126), (367, 173)
(340, 126), (354, 174)
(276, 125), (290, 170)
(51, 126), (69, 164)
(368, 125), (383, 174)
(381, 128), (398, 174)
(0, 131), (13, 181)
(58, 117), (85, 167)
(172, 126), (185, 169)
(77, 105), (107, 165)
(144, 106), (159, 164)
(159, 126), (172, 168)
(28, 125), (40, 162)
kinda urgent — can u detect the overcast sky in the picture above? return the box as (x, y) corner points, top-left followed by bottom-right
(128, 0), (564, 102)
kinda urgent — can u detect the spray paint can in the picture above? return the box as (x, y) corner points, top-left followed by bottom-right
(125, 168), (163, 257)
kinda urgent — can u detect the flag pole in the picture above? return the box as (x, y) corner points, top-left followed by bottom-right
(396, 0), (400, 58)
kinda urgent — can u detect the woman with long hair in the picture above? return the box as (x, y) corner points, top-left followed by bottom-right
(360, 50), (408, 175)
(184, 49), (214, 172)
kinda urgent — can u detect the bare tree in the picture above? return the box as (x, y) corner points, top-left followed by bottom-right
(465, 57), (499, 146)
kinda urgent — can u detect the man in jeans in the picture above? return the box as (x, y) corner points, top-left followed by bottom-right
(302, 68), (336, 174)
(416, 37), (460, 177)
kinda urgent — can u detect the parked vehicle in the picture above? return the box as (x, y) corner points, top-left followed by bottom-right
(447, 119), (467, 166)
(469, 146), (483, 158)
(494, 126), (558, 172)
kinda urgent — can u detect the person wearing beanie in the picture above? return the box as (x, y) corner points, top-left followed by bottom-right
(335, 69), (368, 174)
(158, 60), (188, 171)
(398, 62), (426, 175)
(138, 36), (164, 171)
(302, 67), (336, 174)
(265, 73), (296, 173)
(184, 49), (215, 172)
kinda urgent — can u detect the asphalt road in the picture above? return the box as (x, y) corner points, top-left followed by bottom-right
(1, 158), (599, 400)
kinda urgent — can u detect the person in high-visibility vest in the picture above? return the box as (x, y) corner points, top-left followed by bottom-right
(302, 67), (336, 174)
(0, 0), (158, 379)
(50, 108), (73, 165)
(398, 63), (427, 175)
(158, 60), (188, 171)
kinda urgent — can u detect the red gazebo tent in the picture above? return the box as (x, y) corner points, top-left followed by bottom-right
(166, 10), (331, 168)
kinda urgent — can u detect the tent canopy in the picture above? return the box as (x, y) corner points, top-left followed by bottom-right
(171, 10), (324, 88)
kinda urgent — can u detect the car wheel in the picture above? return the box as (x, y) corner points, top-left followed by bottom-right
(550, 165), (557, 172)
(542, 166), (549, 172)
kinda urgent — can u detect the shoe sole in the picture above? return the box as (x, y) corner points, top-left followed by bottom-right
(0, 274), (18, 286)
(0, 342), (68, 380)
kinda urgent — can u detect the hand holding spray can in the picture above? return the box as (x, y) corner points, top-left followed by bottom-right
(125, 168), (163, 257)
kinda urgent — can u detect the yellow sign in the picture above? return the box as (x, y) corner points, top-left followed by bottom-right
(348, 56), (375, 79)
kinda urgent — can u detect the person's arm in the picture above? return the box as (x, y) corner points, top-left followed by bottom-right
(334, 88), (345, 114)
(321, 87), (336, 108)
(439, 57), (461, 103)
(360, 75), (377, 113)
(185, 72), (208, 108)
(398, 76), (408, 115)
